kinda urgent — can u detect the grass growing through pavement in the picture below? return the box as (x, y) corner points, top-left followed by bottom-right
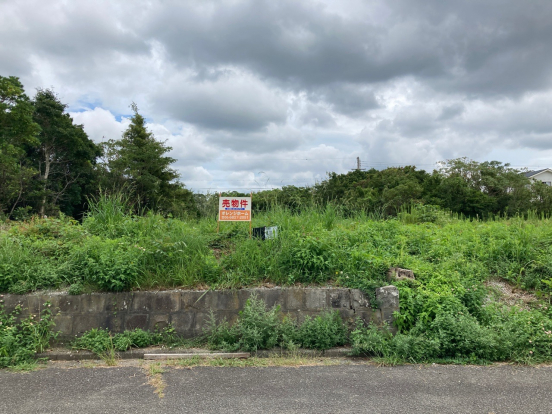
(170, 355), (344, 368)
(143, 362), (166, 398)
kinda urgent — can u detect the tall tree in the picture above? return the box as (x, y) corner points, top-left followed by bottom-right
(437, 158), (531, 217)
(0, 76), (40, 217)
(29, 89), (101, 217)
(102, 103), (196, 215)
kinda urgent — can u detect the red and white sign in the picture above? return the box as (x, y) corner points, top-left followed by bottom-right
(218, 197), (251, 221)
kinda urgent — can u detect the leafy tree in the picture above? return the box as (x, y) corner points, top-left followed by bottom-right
(29, 89), (101, 217)
(314, 167), (430, 215)
(437, 158), (531, 217)
(100, 103), (197, 215)
(529, 181), (552, 215)
(0, 76), (40, 217)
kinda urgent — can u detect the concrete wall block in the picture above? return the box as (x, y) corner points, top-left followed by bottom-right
(375, 286), (399, 310)
(105, 314), (125, 333)
(148, 313), (169, 331)
(131, 292), (153, 312)
(1, 294), (25, 313)
(216, 311), (240, 326)
(125, 314), (149, 330)
(237, 289), (253, 308)
(381, 308), (396, 324)
(286, 289), (305, 311)
(170, 312), (195, 333)
(213, 290), (240, 311)
(73, 314), (102, 335)
(181, 291), (214, 310)
(80, 294), (107, 313)
(305, 289), (328, 310)
(255, 289), (285, 309)
(337, 309), (356, 325)
(350, 289), (370, 310)
(0, 286), (399, 338)
(56, 296), (81, 313)
(151, 292), (180, 312)
(194, 312), (212, 332)
(53, 314), (73, 334)
(356, 310), (379, 326)
(105, 293), (132, 312)
(26, 295), (43, 314)
(328, 289), (351, 309)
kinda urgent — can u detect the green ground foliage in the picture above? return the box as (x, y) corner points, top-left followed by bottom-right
(0, 301), (56, 368)
(71, 326), (180, 355)
(5, 75), (552, 365)
(204, 295), (347, 352)
(3, 201), (552, 364)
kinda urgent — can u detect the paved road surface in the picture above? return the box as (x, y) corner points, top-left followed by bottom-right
(1, 363), (551, 413)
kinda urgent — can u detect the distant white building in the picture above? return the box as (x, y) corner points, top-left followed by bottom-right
(525, 169), (552, 186)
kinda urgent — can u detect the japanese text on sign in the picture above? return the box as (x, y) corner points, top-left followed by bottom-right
(219, 197), (251, 221)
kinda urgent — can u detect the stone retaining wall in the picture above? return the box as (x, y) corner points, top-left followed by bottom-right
(0, 286), (399, 339)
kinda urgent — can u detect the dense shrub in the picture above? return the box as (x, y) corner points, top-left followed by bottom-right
(204, 295), (348, 352)
(298, 311), (348, 350)
(72, 327), (177, 355)
(4, 202), (552, 363)
(0, 302), (56, 368)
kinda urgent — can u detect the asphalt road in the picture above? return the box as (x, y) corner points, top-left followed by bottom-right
(1, 363), (551, 413)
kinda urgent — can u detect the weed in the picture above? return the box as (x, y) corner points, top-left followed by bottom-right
(143, 363), (166, 398)
(5, 203), (552, 363)
(204, 295), (349, 352)
(170, 356), (343, 368)
(297, 311), (348, 350)
(0, 301), (57, 369)
(72, 326), (177, 356)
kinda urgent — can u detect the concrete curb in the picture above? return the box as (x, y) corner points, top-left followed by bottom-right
(144, 352), (250, 360)
(37, 347), (354, 361)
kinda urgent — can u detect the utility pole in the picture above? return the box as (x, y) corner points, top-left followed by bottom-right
(352, 157), (365, 172)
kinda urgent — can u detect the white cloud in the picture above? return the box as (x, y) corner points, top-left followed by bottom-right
(4, 0), (552, 192)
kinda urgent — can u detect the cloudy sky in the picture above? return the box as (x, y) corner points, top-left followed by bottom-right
(2, 0), (552, 192)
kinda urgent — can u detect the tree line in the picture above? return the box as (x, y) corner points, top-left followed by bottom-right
(249, 159), (552, 218)
(0, 76), (195, 220)
(2, 75), (551, 221)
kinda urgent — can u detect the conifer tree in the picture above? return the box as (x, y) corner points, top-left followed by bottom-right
(102, 103), (196, 215)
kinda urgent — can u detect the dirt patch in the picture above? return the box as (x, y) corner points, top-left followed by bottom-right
(485, 279), (538, 309)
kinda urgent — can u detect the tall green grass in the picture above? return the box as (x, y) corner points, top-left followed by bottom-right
(4, 199), (552, 362)
(2, 201), (552, 293)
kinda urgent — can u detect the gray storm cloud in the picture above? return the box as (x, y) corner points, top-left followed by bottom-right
(2, 0), (552, 190)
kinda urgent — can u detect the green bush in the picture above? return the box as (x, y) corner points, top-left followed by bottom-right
(351, 321), (393, 358)
(5, 201), (552, 363)
(72, 327), (170, 355)
(205, 295), (281, 352)
(236, 295), (281, 351)
(70, 238), (144, 291)
(297, 311), (347, 350)
(72, 328), (112, 354)
(0, 302), (57, 368)
(204, 295), (348, 352)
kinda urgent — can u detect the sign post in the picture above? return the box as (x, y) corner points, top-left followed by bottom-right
(218, 193), (252, 237)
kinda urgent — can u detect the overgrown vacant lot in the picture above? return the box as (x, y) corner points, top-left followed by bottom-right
(3, 198), (552, 363)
